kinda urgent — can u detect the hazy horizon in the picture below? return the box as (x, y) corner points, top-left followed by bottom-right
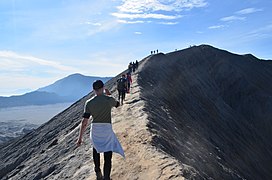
(0, 102), (73, 125)
(0, 73), (112, 97)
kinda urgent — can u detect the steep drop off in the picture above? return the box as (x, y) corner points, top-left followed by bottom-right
(139, 45), (272, 179)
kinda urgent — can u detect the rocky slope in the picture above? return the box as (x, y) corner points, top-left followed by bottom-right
(139, 45), (272, 179)
(0, 45), (271, 180)
(0, 120), (38, 144)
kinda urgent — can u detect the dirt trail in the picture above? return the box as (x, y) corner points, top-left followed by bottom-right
(87, 67), (185, 180)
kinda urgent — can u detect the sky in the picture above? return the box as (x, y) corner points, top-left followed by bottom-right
(0, 0), (271, 96)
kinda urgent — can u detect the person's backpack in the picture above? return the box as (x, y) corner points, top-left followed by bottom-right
(117, 78), (126, 90)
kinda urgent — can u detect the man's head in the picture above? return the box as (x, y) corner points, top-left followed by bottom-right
(93, 80), (104, 95)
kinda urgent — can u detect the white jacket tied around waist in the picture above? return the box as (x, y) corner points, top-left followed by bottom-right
(90, 123), (125, 158)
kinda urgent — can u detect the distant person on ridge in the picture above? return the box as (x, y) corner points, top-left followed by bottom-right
(132, 62), (136, 73)
(135, 60), (138, 70)
(77, 80), (125, 180)
(128, 62), (133, 73)
(126, 72), (132, 93)
(117, 74), (127, 105)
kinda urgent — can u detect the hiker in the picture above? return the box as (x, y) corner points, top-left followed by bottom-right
(76, 80), (125, 180)
(132, 62), (136, 73)
(126, 72), (132, 93)
(135, 60), (138, 70)
(117, 74), (127, 105)
(128, 62), (133, 73)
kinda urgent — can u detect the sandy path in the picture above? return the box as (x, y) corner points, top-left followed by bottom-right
(87, 67), (185, 180)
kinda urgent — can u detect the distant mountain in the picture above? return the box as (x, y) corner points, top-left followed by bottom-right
(37, 73), (111, 101)
(0, 91), (69, 108)
(0, 74), (111, 108)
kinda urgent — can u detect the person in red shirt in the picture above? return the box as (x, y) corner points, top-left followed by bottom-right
(126, 72), (132, 93)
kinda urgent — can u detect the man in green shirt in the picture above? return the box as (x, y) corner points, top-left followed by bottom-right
(77, 80), (124, 180)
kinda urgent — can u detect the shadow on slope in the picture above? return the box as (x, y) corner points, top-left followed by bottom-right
(138, 45), (272, 180)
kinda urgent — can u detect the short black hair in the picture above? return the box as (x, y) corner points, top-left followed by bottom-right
(93, 80), (104, 90)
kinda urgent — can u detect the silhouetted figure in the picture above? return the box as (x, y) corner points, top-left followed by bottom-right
(132, 62), (136, 72)
(117, 74), (127, 105)
(151, 51), (153, 55)
(128, 62), (133, 73)
(135, 60), (138, 70)
(157, 49), (158, 53)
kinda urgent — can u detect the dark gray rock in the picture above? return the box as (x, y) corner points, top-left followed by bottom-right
(138, 45), (272, 180)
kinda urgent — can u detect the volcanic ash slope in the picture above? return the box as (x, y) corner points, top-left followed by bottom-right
(138, 45), (272, 180)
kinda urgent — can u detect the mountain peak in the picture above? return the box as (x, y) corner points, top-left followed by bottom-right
(37, 74), (111, 100)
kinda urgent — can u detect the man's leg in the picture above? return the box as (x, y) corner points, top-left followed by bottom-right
(120, 90), (124, 105)
(119, 90), (124, 105)
(93, 148), (102, 179)
(122, 90), (126, 100)
(103, 151), (113, 180)
(118, 90), (121, 101)
(127, 83), (130, 93)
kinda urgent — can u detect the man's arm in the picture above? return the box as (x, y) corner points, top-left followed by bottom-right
(76, 117), (89, 147)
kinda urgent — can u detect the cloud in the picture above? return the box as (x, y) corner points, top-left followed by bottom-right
(219, 7), (262, 23)
(241, 24), (272, 40)
(86, 19), (119, 36)
(84, 21), (102, 26)
(116, 0), (207, 13)
(0, 74), (59, 96)
(7, 1), (120, 41)
(0, 51), (77, 72)
(134, 32), (142, 35)
(117, 19), (146, 24)
(0, 48), (130, 96)
(208, 25), (225, 29)
(112, 0), (207, 23)
(158, 21), (179, 25)
(220, 16), (246, 22)
(112, 12), (181, 20)
(0, 50), (82, 96)
(236, 8), (263, 15)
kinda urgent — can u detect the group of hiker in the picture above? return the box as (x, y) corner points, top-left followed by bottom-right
(128, 60), (138, 73)
(151, 49), (159, 54)
(77, 60), (140, 180)
(116, 61), (138, 105)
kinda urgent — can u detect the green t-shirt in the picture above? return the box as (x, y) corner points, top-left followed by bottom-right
(84, 94), (118, 123)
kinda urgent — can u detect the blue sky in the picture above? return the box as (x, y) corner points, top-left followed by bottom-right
(0, 0), (271, 96)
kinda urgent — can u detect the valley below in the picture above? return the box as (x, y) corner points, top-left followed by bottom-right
(0, 102), (73, 144)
